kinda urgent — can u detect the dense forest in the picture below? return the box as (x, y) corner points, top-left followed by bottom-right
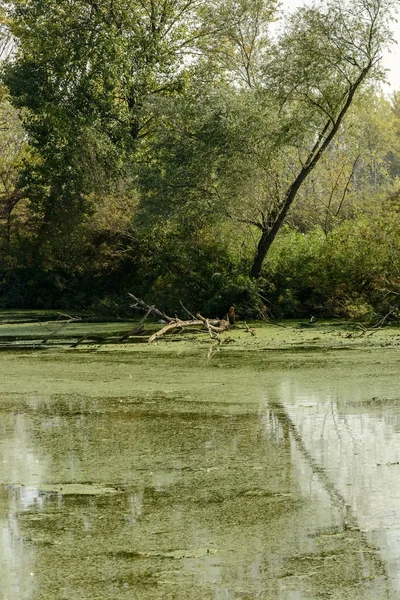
(1, 0), (400, 321)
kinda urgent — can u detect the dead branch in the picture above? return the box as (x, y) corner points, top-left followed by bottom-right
(71, 333), (92, 348)
(39, 314), (81, 346)
(370, 307), (398, 329)
(148, 319), (204, 343)
(180, 300), (196, 320)
(204, 318), (220, 341)
(128, 293), (173, 323)
(128, 293), (231, 343)
(243, 321), (256, 336)
(120, 305), (154, 341)
(196, 313), (230, 333)
(353, 306), (398, 336)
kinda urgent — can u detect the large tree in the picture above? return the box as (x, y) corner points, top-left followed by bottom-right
(1, 0), (277, 234)
(1, 0), (398, 306)
(135, 0), (398, 281)
(247, 0), (397, 277)
(2, 0), (212, 240)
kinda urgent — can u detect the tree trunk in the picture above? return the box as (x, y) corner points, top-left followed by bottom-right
(249, 171), (312, 278)
(249, 64), (371, 279)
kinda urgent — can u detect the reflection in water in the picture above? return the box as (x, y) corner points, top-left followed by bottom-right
(0, 499), (36, 600)
(0, 411), (41, 600)
(1, 353), (400, 599)
(264, 396), (391, 593)
(266, 388), (400, 597)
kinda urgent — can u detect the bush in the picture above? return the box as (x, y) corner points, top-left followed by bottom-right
(262, 214), (400, 321)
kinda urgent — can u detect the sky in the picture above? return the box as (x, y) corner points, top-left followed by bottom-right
(279, 0), (400, 92)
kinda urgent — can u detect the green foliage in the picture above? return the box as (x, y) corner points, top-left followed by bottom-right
(264, 212), (400, 321)
(288, 93), (400, 233)
(131, 219), (256, 317)
(1, 0), (210, 242)
(1, 0), (400, 319)
(197, 0), (277, 87)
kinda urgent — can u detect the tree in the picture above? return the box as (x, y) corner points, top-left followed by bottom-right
(1, 0), (398, 310)
(1, 0), (210, 238)
(248, 0), (397, 278)
(1, 0), (278, 248)
(197, 0), (277, 87)
(135, 0), (397, 282)
(288, 93), (400, 234)
(0, 95), (26, 244)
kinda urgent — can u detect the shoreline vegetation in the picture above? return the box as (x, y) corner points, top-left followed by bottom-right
(1, 1), (400, 326)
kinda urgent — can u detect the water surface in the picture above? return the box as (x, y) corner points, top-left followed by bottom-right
(1, 340), (400, 599)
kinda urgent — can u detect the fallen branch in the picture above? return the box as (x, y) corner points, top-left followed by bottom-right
(180, 301), (196, 320)
(39, 314), (81, 346)
(204, 318), (220, 341)
(196, 313), (230, 334)
(71, 333), (92, 348)
(243, 321), (256, 336)
(370, 306), (398, 329)
(353, 306), (399, 336)
(128, 293), (173, 323)
(119, 305), (154, 341)
(148, 319), (204, 343)
(128, 293), (231, 343)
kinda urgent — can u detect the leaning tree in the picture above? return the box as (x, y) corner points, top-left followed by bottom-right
(134, 0), (398, 282)
(249, 0), (398, 277)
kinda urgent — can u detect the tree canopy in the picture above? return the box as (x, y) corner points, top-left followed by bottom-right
(0, 0), (400, 318)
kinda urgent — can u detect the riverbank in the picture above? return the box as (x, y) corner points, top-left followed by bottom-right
(1, 309), (400, 353)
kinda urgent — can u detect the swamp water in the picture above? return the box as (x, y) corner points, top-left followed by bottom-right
(1, 320), (400, 599)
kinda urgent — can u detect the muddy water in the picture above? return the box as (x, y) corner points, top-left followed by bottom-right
(1, 344), (400, 599)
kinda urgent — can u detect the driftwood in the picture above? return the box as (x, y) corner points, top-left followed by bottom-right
(243, 321), (256, 336)
(119, 305), (154, 341)
(149, 318), (204, 343)
(127, 293), (231, 342)
(39, 313), (81, 346)
(128, 293), (173, 323)
(149, 314), (230, 343)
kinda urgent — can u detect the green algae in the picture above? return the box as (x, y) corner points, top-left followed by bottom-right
(1, 312), (400, 599)
(18, 483), (122, 496)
